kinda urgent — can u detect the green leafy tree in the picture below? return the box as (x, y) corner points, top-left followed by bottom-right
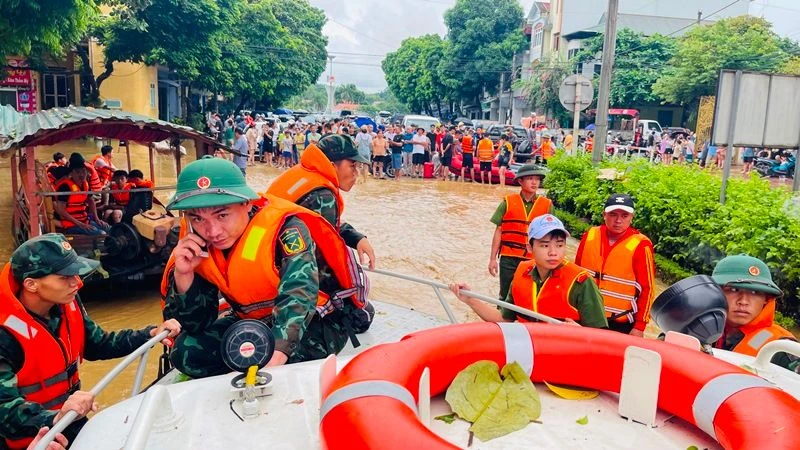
(0, 0), (98, 63)
(653, 16), (791, 105)
(336, 83), (367, 104)
(778, 56), (800, 76)
(382, 34), (453, 114)
(286, 84), (328, 111)
(441, 0), (526, 109)
(575, 28), (676, 106)
(512, 58), (572, 126)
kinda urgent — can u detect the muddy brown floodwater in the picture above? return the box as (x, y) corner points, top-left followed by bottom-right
(0, 142), (666, 409)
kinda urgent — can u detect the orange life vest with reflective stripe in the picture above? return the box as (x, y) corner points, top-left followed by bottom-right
(477, 138), (494, 161)
(54, 178), (89, 228)
(722, 300), (796, 356)
(160, 194), (366, 320)
(510, 260), (583, 322)
(499, 195), (552, 259)
(0, 264), (84, 450)
(266, 145), (344, 228)
(461, 136), (474, 154)
(579, 226), (648, 323)
(91, 155), (114, 185)
(84, 162), (103, 192)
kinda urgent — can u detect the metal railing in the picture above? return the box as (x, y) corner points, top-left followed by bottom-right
(365, 268), (561, 324)
(33, 330), (169, 450)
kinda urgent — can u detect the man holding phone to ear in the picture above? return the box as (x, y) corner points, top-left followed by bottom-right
(160, 156), (370, 379)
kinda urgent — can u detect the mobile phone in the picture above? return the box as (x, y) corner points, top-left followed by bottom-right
(185, 220), (209, 258)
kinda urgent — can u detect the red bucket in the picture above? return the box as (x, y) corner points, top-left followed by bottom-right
(423, 162), (434, 179)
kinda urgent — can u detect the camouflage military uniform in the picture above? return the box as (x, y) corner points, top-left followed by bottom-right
(0, 233), (153, 445)
(297, 188), (365, 248)
(163, 214), (353, 380)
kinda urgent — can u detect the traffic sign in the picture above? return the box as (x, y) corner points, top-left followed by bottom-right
(559, 74), (593, 111)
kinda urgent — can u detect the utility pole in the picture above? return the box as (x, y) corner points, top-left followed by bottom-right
(592, 0), (620, 163)
(325, 56), (336, 115)
(697, 10), (702, 25)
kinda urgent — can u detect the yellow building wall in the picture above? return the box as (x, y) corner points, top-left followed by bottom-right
(89, 40), (159, 118)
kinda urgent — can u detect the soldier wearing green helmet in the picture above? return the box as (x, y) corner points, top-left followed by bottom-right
(711, 254), (797, 371)
(488, 164), (552, 308)
(161, 156), (369, 379)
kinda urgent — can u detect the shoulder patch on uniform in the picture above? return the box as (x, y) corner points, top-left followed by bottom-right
(279, 226), (307, 255)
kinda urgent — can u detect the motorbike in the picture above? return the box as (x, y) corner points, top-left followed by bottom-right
(755, 155), (796, 178)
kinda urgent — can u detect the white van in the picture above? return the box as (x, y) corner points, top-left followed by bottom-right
(402, 114), (440, 130)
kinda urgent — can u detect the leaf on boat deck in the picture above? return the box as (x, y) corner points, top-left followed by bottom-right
(686, 446), (699, 450)
(445, 361), (541, 442)
(576, 415), (589, 425)
(434, 413), (458, 424)
(543, 381), (599, 400)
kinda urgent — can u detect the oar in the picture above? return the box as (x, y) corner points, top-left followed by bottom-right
(33, 330), (171, 450)
(364, 268), (562, 324)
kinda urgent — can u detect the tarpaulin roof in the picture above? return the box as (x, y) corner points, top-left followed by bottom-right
(0, 106), (224, 153)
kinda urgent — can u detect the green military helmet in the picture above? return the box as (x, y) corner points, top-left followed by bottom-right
(712, 254), (782, 297)
(11, 233), (100, 281)
(317, 134), (370, 164)
(514, 163), (547, 180)
(167, 156), (259, 211)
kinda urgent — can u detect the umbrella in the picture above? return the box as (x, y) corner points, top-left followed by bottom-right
(354, 116), (378, 130)
(273, 108), (293, 116)
(585, 123), (596, 131)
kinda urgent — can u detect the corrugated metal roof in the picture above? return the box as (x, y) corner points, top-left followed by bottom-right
(0, 105), (224, 153)
(0, 105), (23, 139)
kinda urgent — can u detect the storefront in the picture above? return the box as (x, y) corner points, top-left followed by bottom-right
(1, 57), (38, 113)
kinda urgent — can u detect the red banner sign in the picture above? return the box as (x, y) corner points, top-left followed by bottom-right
(2, 58), (32, 88)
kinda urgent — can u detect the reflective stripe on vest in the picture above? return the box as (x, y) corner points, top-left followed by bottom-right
(510, 260), (582, 322)
(580, 227), (646, 323)
(692, 373), (773, 440)
(499, 195), (551, 259)
(320, 380), (418, 421)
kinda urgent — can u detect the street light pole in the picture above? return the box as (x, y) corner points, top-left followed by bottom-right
(325, 55), (336, 114)
(592, 0), (620, 163)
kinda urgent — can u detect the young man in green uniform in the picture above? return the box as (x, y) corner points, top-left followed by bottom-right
(0, 234), (180, 448)
(487, 164), (552, 304)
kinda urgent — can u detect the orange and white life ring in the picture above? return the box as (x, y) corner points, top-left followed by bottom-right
(319, 322), (800, 450)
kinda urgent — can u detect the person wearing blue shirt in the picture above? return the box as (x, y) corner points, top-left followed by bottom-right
(402, 126), (414, 176)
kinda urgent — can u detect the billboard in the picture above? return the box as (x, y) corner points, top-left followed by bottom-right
(712, 70), (800, 148)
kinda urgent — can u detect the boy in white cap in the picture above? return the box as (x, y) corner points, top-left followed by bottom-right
(451, 214), (607, 327)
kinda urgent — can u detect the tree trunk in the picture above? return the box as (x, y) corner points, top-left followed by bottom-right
(436, 98), (442, 118)
(74, 42), (113, 107)
(184, 82), (193, 121)
(235, 92), (250, 114)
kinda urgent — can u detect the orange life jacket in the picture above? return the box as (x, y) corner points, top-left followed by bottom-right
(54, 178), (89, 228)
(477, 138), (494, 161)
(85, 162), (103, 192)
(719, 300), (796, 356)
(115, 178), (155, 206)
(160, 194), (367, 320)
(0, 264), (84, 450)
(499, 194), (552, 259)
(586, 136), (594, 151)
(110, 182), (129, 206)
(510, 260), (584, 322)
(541, 140), (555, 159)
(578, 226), (649, 323)
(461, 136), (474, 154)
(266, 145), (344, 228)
(91, 155), (114, 185)
(44, 161), (64, 186)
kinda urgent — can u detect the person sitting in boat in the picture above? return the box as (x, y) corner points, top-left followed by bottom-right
(450, 214), (608, 328)
(91, 145), (117, 186)
(488, 164), (552, 310)
(68, 153), (103, 194)
(44, 152), (66, 187)
(160, 156), (370, 379)
(711, 254), (798, 372)
(574, 194), (656, 336)
(102, 170), (129, 224)
(53, 155), (110, 236)
(0, 234), (180, 449)
(266, 134), (376, 270)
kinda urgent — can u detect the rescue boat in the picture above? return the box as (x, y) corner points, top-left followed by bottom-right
(34, 270), (800, 450)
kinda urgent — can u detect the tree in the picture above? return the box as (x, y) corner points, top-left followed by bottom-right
(336, 84), (367, 104)
(512, 58), (572, 126)
(653, 16), (791, 105)
(778, 56), (800, 76)
(441, 0), (526, 109)
(286, 84), (328, 111)
(382, 34), (453, 114)
(0, 0), (98, 64)
(575, 28), (676, 106)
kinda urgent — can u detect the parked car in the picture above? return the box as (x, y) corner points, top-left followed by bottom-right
(663, 126), (691, 138)
(402, 114), (441, 131)
(485, 124), (528, 144)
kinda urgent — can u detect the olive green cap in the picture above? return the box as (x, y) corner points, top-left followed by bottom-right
(712, 254), (782, 297)
(514, 164), (547, 180)
(318, 134), (370, 164)
(167, 156), (259, 211)
(11, 233), (99, 281)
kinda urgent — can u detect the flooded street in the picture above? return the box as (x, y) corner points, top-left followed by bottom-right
(0, 143), (666, 408)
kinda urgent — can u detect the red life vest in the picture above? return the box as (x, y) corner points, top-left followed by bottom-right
(498, 194), (552, 259)
(160, 194), (367, 320)
(718, 300), (796, 356)
(54, 178), (89, 228)
(91, 155), (114, 185)
(114, 178), (154, 207)
(510, 260), (584, 322)
(577, 226), (650, 324)
(266, 144), (344, 228)
(84, 162), (103, 192)
(0, 264), (84, 450)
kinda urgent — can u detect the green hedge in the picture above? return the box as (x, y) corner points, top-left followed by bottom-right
(545, 152), (800, 323)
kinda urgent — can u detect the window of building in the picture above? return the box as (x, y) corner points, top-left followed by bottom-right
(553, 33), (560, 51)
(42, 73), (72, 109)
(568, 48), (580, 60)
(533, 24), (543, 48)
(0, 89), (16, 109)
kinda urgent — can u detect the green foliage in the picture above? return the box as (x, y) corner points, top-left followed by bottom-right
(775, 311), (797, 330)
(653, 16), (791, 104)
(512, 57), (572, 126)
(383, 34), (452, 114)
(778, 56), (800, 76)
(545, 153), (800, 319)
(576, 29), (676, 106)
(0, 0), (98, 61)
(285, 84), (327, 111)
(336, 84), (366, 105)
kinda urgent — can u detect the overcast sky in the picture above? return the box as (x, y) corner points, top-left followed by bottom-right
(307, 0), (800, 93)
